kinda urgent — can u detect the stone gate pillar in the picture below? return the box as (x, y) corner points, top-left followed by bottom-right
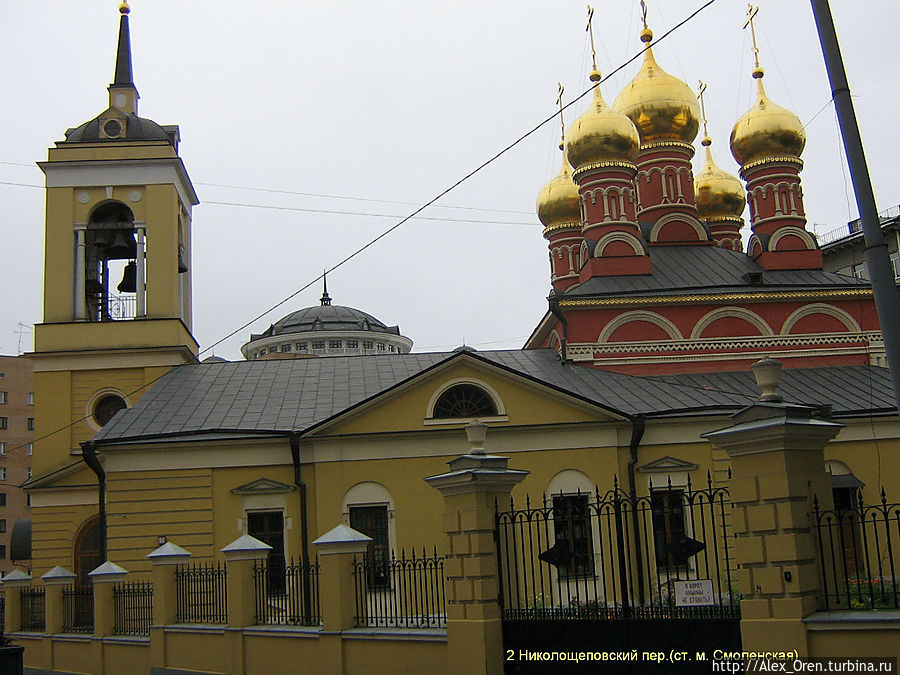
(425, 420), (528, 675)
(704, 359), (842, 656)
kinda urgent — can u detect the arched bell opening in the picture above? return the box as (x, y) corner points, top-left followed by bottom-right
(79, 201), (144, 322)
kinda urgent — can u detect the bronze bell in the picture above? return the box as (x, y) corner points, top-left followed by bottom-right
(92, 230), (111, 250)
(109, 230), (136, 259)
(178, 245), (189, 274)
(117, 260), (137, 293)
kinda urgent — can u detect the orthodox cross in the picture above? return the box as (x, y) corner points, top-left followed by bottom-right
(743, 4), (762, 70)
(697, 80), (710, 138)
(586, 5), (598, 72)
(556, 82), (566, 146)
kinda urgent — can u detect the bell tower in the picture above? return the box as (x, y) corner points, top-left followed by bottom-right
(28, 3), (199, 574)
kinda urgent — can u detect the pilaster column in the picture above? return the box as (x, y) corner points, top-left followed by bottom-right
(703, 359), (842, 656)
(425, 421), (528, 675)
(74, 224), (88, 321)
(135, 223), (146, 317)
(41, 566), (76, 635)
(89, 561), (128, 637)
(1, 570), (33, 633)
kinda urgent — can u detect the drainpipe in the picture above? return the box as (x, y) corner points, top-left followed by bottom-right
(548, 297), (568, 362)
(289, 433), (312, 620)
(81, 441), (106, 562)
(625, 416), (646, 605)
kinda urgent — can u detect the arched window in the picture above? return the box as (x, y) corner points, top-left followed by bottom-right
(74, 516), (103, 586)
(432, 384), (497, 419)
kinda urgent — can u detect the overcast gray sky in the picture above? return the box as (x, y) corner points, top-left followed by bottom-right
(1, 1), (897, 360)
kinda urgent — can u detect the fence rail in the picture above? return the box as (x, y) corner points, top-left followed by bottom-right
(814, 489), (900, 611)
(20, 587), (45, 632)
(114, 580), (153, 636)
(255, 557), (321, 626)
(353, 548), (447, 628)
(175, 562), (227, 624)
(496, 475), (739, 621)
(62, 585), (94, 634)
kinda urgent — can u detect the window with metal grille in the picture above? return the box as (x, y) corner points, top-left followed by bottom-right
(349, 505), (390, 589)
(651, 489), (689, 570)
(432, 384), (497, 419)
(248, 511), (286, 595)
(551, 495), (594, 578)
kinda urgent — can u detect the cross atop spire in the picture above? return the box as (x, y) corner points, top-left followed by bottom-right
(697, 80), (710, 141)
(743, 3), (764, 78)
(556, 82), (566, 149)
(109, 1), (139, 114)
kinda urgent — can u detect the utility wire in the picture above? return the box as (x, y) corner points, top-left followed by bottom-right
(8, 0), (720, 461)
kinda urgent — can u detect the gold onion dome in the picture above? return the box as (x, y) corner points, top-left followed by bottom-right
(613, 29), (700, 144)
(537, 146), (580, 228)
(694, 137), (745, 220)
(730, 69), (805, 166)
(565, 70), (640, 170)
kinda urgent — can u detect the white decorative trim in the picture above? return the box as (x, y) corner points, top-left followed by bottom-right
(567, 331), (882, 358)
(769, 226), (816, 251)
(598, 311), (683, 343)
(781, 303), (861, 335)
(341, 482), (397, 556)
(547, 469), (594, 497)
(593, 231), (644, 257)
(85, 387), (131, 433)
(690, 307), (773, 339)
(425, 377), (506, 419)
(649, 212), (707, 243)
(39, 157), (199, 209)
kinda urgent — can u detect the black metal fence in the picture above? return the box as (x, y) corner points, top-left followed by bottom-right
(254, 557), (321, 626)
(20, 587), (45, 632)
(114, 581), (154, 636)
(496, 475), (739, 621)
(814, 489), (900, 610)
(175, 562), (227, 623)
(62, 585), (94, 633)
(353, 548), (447, 628)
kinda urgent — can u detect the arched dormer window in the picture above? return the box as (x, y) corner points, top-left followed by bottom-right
(432, 384), (497, 419)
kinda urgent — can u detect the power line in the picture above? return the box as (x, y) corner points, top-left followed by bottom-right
(203, 200), (534, 226)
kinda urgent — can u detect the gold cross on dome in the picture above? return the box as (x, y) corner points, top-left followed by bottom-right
(556, 82), (566, 144)
(743, 4), (761, 70)
(697, 80), (709, 138)
(586, 5), (598, 72)
(640, 0), (648, 30)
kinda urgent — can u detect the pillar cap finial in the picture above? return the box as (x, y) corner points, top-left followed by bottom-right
(465, 419), (488, 455)
(751, 357), (783, 402)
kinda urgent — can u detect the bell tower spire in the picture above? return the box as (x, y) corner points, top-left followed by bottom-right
(31, 1), (199, 573)
(109, 1), (139, 115)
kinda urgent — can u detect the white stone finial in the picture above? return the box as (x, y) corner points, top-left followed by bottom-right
(751, 357), (783, 402)
(465, 419), (488, 455)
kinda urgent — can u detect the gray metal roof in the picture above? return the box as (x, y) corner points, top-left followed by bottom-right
(645, 366), (896, 416)
(250, 303), (401, 342)
(91, 349), (895, 445)
(563, 245), (868, 299)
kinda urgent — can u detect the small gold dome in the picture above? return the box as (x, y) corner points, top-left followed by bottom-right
(730, 72), (805, 166)
(565, 70), (640, 170)
(614, 31), (700, 144)
(694, 138), (746, 221)
(537, 148), (580, 228)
